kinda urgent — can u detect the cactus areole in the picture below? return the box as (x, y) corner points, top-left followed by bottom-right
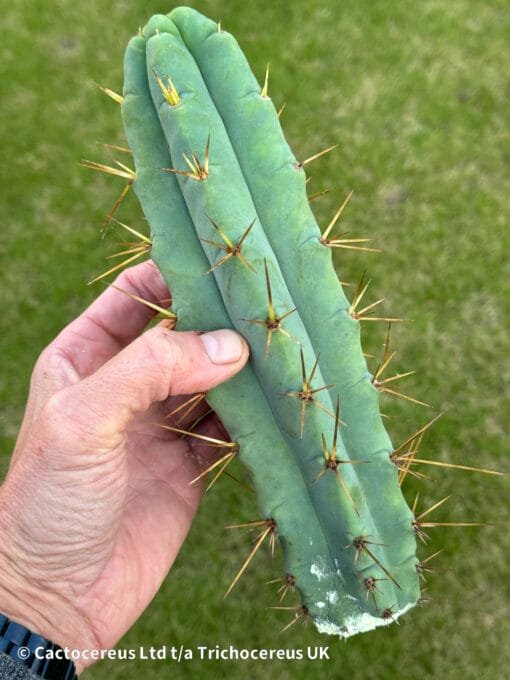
(120, 7), (421, 637)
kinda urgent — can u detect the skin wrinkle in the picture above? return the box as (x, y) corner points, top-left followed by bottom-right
(0, 576), (78, 644)
(38, 344), (82, 387)
(139, 327), (182, 399)
(10, 500), (124, 569)
(125, 455), (199, 511)
(0, 549), (101, 657)
(38, 392), (124, 453)
(75, 552), (139, 647)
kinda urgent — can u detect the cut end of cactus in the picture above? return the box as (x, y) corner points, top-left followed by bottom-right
(315, 601), (415, 638)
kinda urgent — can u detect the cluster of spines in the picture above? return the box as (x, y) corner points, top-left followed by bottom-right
(83, 8), (504, 636)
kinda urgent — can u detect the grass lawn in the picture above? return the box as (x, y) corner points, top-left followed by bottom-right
(1, 1), (509, 678)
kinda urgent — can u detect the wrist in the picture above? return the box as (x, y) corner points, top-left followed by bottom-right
(0, 582), (85, 673)
(0, 551), (98, 674)
(0, 481), (102, 673)
(0, 613), (78, 678)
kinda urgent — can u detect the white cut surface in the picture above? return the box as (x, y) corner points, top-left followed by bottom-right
(314, 602), (415, 638)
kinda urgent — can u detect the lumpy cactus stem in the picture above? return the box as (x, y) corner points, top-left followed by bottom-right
(120, 7), (421, 637)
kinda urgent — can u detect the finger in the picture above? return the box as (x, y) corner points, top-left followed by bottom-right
(15, 262), (169, 437)
(44, 260), (169, 385)
(20, 261), (165, 431)
(53, 325), (249, 448)
(11, 261), (169, 464)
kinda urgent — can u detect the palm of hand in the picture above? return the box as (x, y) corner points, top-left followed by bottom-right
(70, 404), (211, 650)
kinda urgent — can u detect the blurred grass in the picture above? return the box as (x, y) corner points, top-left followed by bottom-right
(1, 1), (509, 678)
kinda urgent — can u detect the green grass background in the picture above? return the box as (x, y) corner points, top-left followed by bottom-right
(1, 1), (509, 678)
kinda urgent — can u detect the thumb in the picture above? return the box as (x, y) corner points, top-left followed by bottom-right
(54, 325), (249, 440)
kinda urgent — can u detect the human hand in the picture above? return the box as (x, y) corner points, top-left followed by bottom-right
(0, 261), (249, 672)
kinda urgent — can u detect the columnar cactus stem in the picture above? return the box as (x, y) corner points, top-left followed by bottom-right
(120, 7), (421, 637)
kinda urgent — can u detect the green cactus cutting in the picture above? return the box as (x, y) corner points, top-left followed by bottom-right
(84, 7), (500, 638)
(121, 6), (419, 637)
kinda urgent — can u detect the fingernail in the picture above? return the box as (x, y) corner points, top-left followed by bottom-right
(200, 330), (245, 364)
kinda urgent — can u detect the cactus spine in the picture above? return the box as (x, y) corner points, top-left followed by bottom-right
(121, 7), (421, 636)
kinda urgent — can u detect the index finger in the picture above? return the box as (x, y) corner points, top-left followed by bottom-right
(53, 259), (170, 376)
(36, 260), (170, 399)
(12, 260), (171, 465)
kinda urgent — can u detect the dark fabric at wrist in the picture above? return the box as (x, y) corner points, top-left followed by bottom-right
(0, 616), (77, 679)
(0, 651), (39, 679)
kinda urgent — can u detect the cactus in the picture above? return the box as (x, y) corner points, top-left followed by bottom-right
(82, 3), (504, 641)
(115, 6), (424, 637)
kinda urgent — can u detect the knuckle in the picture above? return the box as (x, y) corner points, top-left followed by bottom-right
(36, 390), (70, 441)
(41, 389), (67, 420)
(115, 263), (156, 299)
(114, 267), (135, 290)
(163, 331), (186, 369)
(137, 328), (185, 395)
(31, 344), (55, 379)
(146, 327), (183, 367)
(37, 387), (105, 451)
(32, 343), (78, 386)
